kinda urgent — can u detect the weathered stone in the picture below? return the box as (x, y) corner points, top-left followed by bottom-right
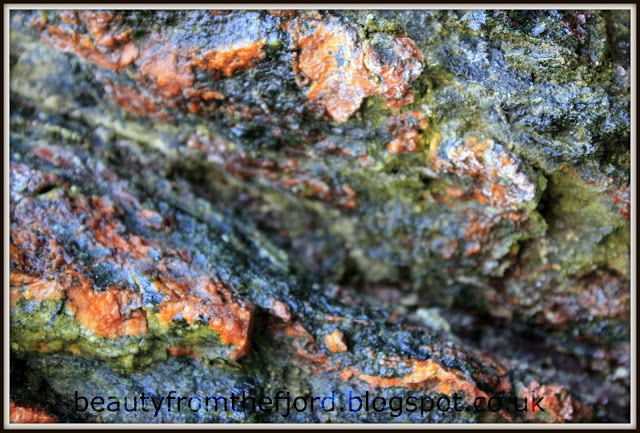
(9, 8), (630, 423)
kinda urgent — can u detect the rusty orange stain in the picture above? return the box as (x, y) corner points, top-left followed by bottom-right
(609, 183), (630, 221)
(432, 137), (535, 208)
(346, 357), (490, 403)
(66, 277), (148, 339)
(363, 36), (424, 108)
(285, 18), (376, 122)
(136, 43), (195, 100)
(152, 276), (254, 359)
(9, 401), (57, 423)
(386, 111), (429, 154)
(102, 82), (173, 122)
(34, 16), (265, 121)
(192, 40), (266, 78)
(518, 380), (592, 422)
(35, 11), (137, 72)
(10, 273), (65, 308)
(87, 196), (153, 259)
(285, 17), (423, 122)
(324, 329), (348, 353)
(10, 165), (256, 360)
(167, 344), (201, 360)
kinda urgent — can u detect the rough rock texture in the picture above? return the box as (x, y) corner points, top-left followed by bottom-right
(9, 9), (630, 423)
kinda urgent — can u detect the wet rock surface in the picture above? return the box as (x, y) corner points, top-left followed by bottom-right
(9, 9), (630, 423)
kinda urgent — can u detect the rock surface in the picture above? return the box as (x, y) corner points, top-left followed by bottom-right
(9, 9), (630, 423)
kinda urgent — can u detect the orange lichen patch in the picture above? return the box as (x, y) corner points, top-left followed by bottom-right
(102, 81), (173, 122)
(34, 11), (137, 72)
(201, 89), (225, 101)
(343, 351), (516, 421)
(10, 164), (255, 359)
(119, 43), (139, 66)
(36, 11), (266, 121)
(609, 183), (630, 221)
(9, 273), (65, 308)
(36, 15), (266, 123)
(9, 401), (57, 423)
(136, 40), (196, 100)
(432, 137), (535, 208)
(13, 213), (150, 342)
(283, 321), (310, 339)
(152, 276), (254, 359)
(347, 358), (489, 402)
(267, 317), (515, 413)
(445, 186), (464, 199)
(462, 209), (524, 257)
(341, 369), (354, 381)
(285, 17), (423, 122)
(191, 40), (266, 78)
(11, 185), (148, 341)
(363, 36), (424, 108)
(386, 111), (429, 154)
(34, 342), (49, 353)
(324, 329), (348, 353)
(88, 40), (227, 119)
(518, 381), (592, 422)
(267, 318), (336, 374)
(285, 18), (376, 122)
(463, 213), (494, 257)
(135, 35), (261, 101)
(66, 276), (147, 339)
(167, 345), (201, 360)
(11, 231), (44, 268)
(11, 228), (70, 308)
(87, 196), (152, 259)
(103, 35), (262, 118)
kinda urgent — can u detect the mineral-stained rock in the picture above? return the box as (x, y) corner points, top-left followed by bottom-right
(8, 120), (595, 422)
(10, 158), (254, 365)
(283, 14), (423, 121)
(9, 401), (58, 424)
(9, 8), (630, 423)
